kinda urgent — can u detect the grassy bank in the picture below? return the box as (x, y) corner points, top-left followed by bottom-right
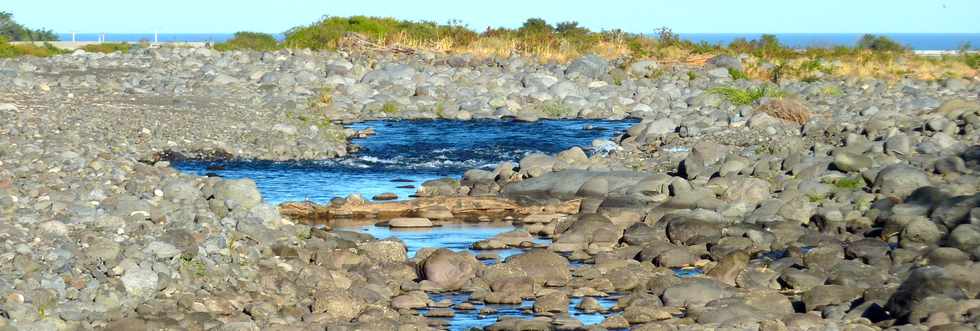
(269, 16), (978, 81)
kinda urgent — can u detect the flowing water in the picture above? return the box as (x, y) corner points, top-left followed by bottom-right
(174, 119), (637, 204)
(174, 119), (641, 329)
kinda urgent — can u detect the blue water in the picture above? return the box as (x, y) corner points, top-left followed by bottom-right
(336, 223), (549, 260)
(174, 119), (637, 204)
(57, 32), (980, 50)
(421, 293), (620, 330)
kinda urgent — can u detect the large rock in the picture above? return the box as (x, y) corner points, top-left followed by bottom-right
(211, 179), (262, 215)
(662, 278), (733, 307)
(565, 54), (609, 79)
(802, 285), (863, 311)
(489, 250), (571, 286)
(628, 60), (661, 78)
(874, 165), (930, 197)
(707, 55), (744, 71)
(422, 249), (482, 290)
(886, 266), (971, 322)
(121, 266), (159, 298)
(552, 214), (623, 252)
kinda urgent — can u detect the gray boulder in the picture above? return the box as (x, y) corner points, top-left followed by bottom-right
(565, 54), (609, 79)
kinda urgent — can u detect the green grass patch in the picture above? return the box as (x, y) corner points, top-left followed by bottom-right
(708, 85), (785, 106)
(728, 68), (749, 80)
(80, 42), (132, 53)
(381, 102), (400, 114)
(214, 31), (281, 51)
(537, 102), (573, 117)
(833, 177), (865, 190)
(0, 37), (65, 58)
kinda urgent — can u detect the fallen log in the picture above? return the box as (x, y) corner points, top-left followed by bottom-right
(279, 196), (581, 225)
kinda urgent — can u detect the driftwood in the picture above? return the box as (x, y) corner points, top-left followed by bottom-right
(279, 196), (581, 225)
(338, 32), (415, 55)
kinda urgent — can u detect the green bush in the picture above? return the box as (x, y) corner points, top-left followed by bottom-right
(0, 11), (58, 41)
(856, 34), (907, 52)
(80, 42), (132, 53)
(285, 16), (477, 50)
(0, 36), (64, 58)
(214, 31), (280, 51)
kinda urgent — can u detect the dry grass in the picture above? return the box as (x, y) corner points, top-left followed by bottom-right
(756, 98), (812, 124)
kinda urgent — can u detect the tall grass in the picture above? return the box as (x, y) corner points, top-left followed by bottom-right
(708, 85), (785, 106)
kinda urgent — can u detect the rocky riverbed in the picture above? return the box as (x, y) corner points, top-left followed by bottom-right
(1, 46), (979, 330)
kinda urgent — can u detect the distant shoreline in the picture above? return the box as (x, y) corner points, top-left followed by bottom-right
(14, 40), (977, 55)
(51, 32), (980, 51)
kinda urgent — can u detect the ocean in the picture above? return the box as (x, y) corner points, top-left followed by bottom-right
(55, 33), (980, 51)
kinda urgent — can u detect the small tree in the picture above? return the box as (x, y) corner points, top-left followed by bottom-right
(857, 34), (907, 52)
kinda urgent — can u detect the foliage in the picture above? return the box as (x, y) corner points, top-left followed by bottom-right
(0, 36), (64, 58)
(0, 11), (58, 41)
(537, 102), (572, 117)
(80, 42), (132, 53)
(285, 15), (477, 50)
(728, 68), (749, 80)
(708, 85), (784, 105)
(833, 176), (865, 190)
(959, 43), (979, 69)
(856, 34), (907, 52)
(214, 31), (281, 51)
(381, 102), (400, 114)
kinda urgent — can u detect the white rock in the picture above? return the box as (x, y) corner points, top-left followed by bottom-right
(121, 267), (159, 297)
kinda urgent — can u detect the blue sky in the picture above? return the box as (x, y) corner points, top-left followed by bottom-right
(6, 0), (980, 34)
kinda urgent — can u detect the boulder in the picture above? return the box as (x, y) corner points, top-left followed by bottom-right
(874, 165), (930, 197)
(422, 249), (482, 290)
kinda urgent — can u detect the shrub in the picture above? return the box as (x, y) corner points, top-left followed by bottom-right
(285, 16), (477, 50)
(214, 31), (280, 51)
(708, 85), (784, 106)
(80, 42), (132, 53)
(856, 34), (907, 52)
(0, 37), (64, 58)
(0, 11), (57, 41)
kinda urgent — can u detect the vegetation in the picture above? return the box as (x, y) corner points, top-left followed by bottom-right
(0, 36), (64, 58)
(0, 11), (974, 80)
(856, 34), (908, 52)
(80, 42), (132, 53)
(756, 98), (812, 124)
(0, 11), (57, 41)
(284, 16), (477, 50)
(708, 85), (784, 106)
(833, 176), (866, 190)
(214, 31), (281, 51)
(381, 102), (400, 114)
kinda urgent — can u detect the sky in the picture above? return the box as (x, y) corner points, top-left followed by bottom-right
(5, 0), (980, 34)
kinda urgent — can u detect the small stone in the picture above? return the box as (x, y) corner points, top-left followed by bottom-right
(372, 192), (398, 201)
